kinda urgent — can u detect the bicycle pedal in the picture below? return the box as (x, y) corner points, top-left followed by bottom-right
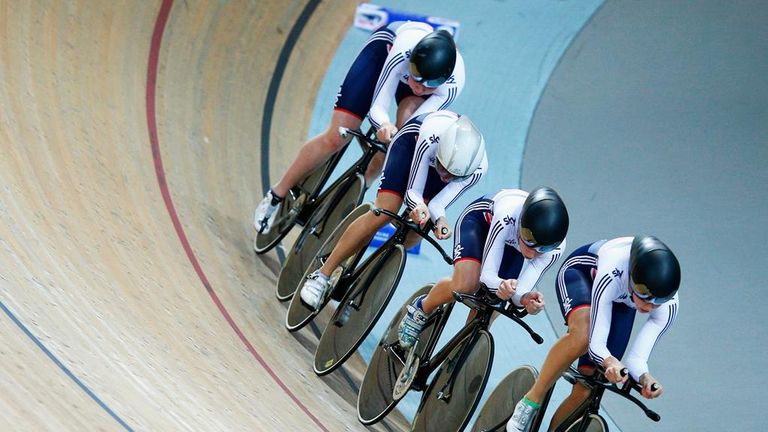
(392, 345), (420, 401)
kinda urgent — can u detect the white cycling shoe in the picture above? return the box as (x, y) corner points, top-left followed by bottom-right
(253, 190), (280, 234)
(299, 271), (330, 310)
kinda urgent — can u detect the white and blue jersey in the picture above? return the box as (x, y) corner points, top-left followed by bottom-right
(379, 110), (485, 222)
(556, 237), (679, 380)
(453, 189), (564, 307)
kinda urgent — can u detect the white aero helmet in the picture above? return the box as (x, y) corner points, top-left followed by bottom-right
(434, 114), (485, 178)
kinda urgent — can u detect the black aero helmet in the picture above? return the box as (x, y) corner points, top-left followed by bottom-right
(519, 187), (569, 253)
(409, 30), (457, 88)
(629, 236), (681, 303)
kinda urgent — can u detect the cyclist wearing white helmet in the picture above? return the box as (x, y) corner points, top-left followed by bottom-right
(300, 110), (486, 310)
(507, 236), (680, 432)
(397, 188), (569, 349)
(254, 22), (465, 234)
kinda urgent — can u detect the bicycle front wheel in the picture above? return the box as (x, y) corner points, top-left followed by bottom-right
(471, 365), (539, 432)
(356, 284), (449, 425)
(313, 243), (406, 376)
(564, 414), (608, 432)
(276, 175), (365, 301)
(284, 202), (372, 332)
(412, 330), (494, 432)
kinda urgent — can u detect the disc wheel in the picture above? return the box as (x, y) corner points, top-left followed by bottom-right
(284, 202), (372, 332)
(471, 365), (539, 432)
(275, 175), (364, 301)
(412, 330), (494, 432)
(563, 414), (608, 432)
(356, 285), (450, 425)
(313, 243), (406, 376)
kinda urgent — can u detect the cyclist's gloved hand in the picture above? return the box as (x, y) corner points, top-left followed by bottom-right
(496, 279), (517, 300)
(433, 217), (452, 240)
(376, 123), (398, 144)
(521, 291), (545, 315)
(603, 357), (628, 384)
(639, 373), (663, 399)
(410, 204), (430, 228)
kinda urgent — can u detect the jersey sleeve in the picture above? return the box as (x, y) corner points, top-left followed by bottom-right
(426, 152), (487, 221)
(404, 133), (434, 210)
(367, 35), (411, 130)
(511, 240), (565, 306)
(623, 299), (679, 380)
(409, 52), (465, 120)
(479, 198), (515, 293)
(587, 268), (621, 366)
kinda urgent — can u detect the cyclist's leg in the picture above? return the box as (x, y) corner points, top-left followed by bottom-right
(271, 110), (360, 197)
(316, 191), (402, 277)
(421, 260), (481, 313)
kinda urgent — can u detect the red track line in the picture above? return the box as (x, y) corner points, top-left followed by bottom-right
(145, 1), (328, 430)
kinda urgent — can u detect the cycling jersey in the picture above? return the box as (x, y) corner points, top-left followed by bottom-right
(557, 237), (679, 380)
(454, 189), (564, 307)
(367, 21), (465, 130)
(400, 111), (486, 222)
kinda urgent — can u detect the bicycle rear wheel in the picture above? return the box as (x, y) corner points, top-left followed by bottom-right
(356, 284), (451, 425)
(284, 202), (372, 332)
(276, 175), (365, 301)
(564, 414), (607, 432)
(412, 330), (494, 432)
(471, 365), (539, 432)
(313, 243), (406, 376)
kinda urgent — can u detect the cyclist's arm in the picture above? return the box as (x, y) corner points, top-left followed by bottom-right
(479, 204), (514, 296)
(426, 152), (487, 222)
(587, 268), (621, 365)
(368, 33), (412, 130)
(623, 299), (679, 381)
(512, 240), (565, 304)
(408, 53), (465, 122)
(404, 135), (434, 211)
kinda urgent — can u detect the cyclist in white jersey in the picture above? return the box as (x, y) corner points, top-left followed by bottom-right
(507, 236), (681, 432)
(254, 21), (466, 234)
(299, 110), (485, 310)
(398, 188), (569, 348)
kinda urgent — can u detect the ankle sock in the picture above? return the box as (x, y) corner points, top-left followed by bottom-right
(522, 396), (540, 409)
(269, 189), (284, 205)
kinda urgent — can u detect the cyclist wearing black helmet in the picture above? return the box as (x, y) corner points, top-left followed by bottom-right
(508, 236), (681, 432)
(254, 22), (465, 234)
(397, 188), (569, 348)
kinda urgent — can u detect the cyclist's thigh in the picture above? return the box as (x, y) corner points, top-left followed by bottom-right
(605, 303), (636, 361)
(497, 244), (525, 280)
(334, 27), (394, 120)
(452, 197), (492, 264)
(395, 93), (427, 126)
(378, 133), (418, 199)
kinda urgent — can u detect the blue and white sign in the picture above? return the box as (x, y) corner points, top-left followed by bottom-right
(354, 3), (460, 41)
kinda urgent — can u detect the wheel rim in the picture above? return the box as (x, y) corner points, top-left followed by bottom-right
(275, 178), (364, 300)
(412, 330), (494, 432)
(470, 365), (539, 432)
(313, 244), (406, 375)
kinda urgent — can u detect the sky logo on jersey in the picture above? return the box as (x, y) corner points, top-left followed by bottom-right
(612, 268), (624, 278)
(428, 134), (440, 144)
(503, 215), (516, 226)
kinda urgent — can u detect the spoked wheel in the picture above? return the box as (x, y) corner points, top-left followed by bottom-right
(313, 243), (406, 376)
(471, 365), (539, 432)
(253, 147), (343, 255)
(284, 202), (372, 332)
(275, 175), (365, 301)
(412, 330), (494, 432)
(356, 285), (452, 425)
(563, 414), (607, 432)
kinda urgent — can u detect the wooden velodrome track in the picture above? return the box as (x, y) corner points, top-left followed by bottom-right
(0, 1), (409, 430)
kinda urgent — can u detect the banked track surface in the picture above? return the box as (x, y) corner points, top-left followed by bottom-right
(0, 1), (407, 430)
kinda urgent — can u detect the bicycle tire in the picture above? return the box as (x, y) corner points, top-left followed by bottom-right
(356, 284), (448, 425)
(275, 174), (365, 301)
(284, 202), (373, 332)
(470, 365), (539, 432)
(313, 243), (406, 376)
(412, 330), (494, 432)
(564, 414), (608, 432)
(253, 147), (343, 255)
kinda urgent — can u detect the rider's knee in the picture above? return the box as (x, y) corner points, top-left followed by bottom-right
(319, 130), (349, 153)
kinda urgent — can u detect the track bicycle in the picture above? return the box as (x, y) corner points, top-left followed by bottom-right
(273, 128), (387, 301)
(254, 127), (385, 261)
(357, 284), (543, 431)
(473, 366), (660, 432)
